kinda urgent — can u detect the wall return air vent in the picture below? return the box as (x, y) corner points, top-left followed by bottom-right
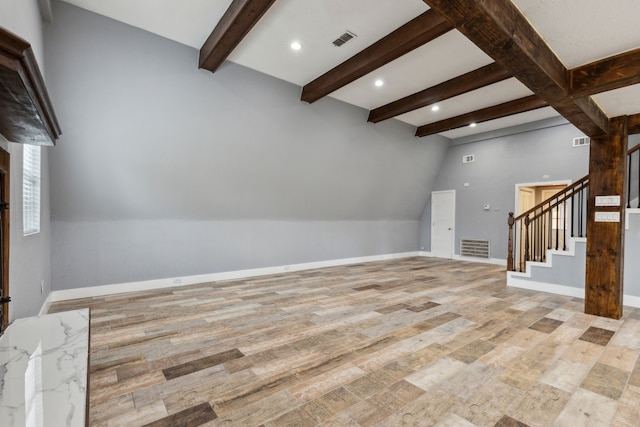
(573, 136), (590, 147)
(463, 154), (475, 163)
(460, 239), (490, 259)
(333, 31), (357, 47)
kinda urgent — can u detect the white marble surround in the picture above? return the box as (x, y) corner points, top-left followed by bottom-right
(0, 309), (89, 427)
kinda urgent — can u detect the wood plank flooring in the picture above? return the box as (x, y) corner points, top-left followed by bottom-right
(49, 257), (640, 426)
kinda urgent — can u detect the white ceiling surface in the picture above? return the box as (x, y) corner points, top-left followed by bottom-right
(228, 0), (430, 86)
(329, 30), (494, 110)
(59, 0), (640, 137)
(510, 0), (640, 68)
(439, 107), (560, 140)
(594, 84), (640, 117)
(60, 0), (234, 48)
(396, 78), (535, 127)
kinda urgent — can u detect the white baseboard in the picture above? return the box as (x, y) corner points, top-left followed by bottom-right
(508, 237), (586, 279)
(507, 276), (584, 298)
(452, 254), (507, 266)
(44, 251), (422, 307)
(506, 238), (587, 296)
(43, 251), (503, 310)
(418, 252), (506, 266)
(623, 295), (640, 309)
(41, 249), (640, 314)
(508, 277), (640, 309)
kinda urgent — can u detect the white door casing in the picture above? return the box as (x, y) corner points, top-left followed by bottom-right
(431, 190), (455, 259)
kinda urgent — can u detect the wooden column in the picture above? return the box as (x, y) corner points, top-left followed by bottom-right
(585, 116), (628, 319)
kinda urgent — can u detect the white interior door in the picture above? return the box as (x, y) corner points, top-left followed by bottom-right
(431, 190), (455, 259)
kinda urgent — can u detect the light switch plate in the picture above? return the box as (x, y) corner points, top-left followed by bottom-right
(595, 211), (620, 222)
(595, 195), (621, 206)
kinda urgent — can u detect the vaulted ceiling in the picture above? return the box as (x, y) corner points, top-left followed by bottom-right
(59, 0), (640, 140)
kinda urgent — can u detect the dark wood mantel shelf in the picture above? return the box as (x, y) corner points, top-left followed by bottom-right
(0, 26), (61, 146)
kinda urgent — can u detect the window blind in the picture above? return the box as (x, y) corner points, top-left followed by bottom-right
(23, 145), (41, 235)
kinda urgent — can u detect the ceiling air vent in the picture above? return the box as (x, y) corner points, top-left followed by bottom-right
(333, 30), (357, 47)
(573, 136), (590, 147)
(463, 154), (475, 164)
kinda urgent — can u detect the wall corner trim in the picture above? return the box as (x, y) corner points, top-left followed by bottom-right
(38, 291), (54, 316)
(626, 208), (640, 230)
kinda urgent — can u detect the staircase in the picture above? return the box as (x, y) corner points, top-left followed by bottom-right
(506, 144), (640, 303)
(507, 175), (589, 273)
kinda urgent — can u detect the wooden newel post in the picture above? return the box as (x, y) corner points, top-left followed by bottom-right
(507, 212), (515, 271)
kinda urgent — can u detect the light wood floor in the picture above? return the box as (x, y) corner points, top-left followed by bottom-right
(49, 257), (640, 427)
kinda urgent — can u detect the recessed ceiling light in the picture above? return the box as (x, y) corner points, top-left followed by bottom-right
(374, 79), (384, 87)
(469, 123), (477, 128)
(431, 105), (440, 112)
(290, 41), (302, 51)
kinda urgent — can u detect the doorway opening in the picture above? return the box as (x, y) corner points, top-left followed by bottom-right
(517, 184), (569, 215)
(514, 180), (570, 268)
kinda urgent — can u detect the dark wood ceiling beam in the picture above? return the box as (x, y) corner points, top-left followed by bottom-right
(629, 113), (640, 135)
(570, 48), (640, 98)
(199, 0), (277, 73)
(422, 0), (609, 138)
(301, 10), (453, 104)
(415, 95), (547, 137)
(368, 62), (511, 123)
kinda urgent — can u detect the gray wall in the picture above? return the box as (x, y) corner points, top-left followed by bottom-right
(420, 121), (590, 259)
(52, 220), (420, 287)
(624, 212), (640, 297)
(516, 242), (586, 289)
(45, 1), (449, 290)
(516, 212), (640, 299)
(0, 0), (53, 321)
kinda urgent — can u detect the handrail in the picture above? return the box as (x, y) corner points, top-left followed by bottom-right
(507, 175), (589, 272)
(514, 175), (589, 222)
(508, 144), (640, 272)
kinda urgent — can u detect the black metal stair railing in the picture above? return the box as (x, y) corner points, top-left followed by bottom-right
(507, 144), (639, 274)
(507, 176), (589, 272)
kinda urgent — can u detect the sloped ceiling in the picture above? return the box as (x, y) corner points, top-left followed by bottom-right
(58, 0), (640, 139)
